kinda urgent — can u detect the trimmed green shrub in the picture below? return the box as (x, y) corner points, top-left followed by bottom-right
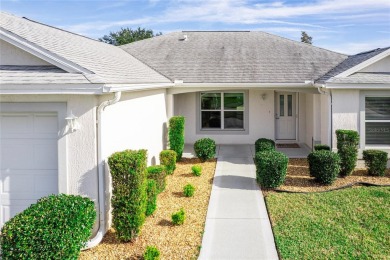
(147, 165), (166, 193)
(314, 144), (331, 151)
(255, 150), (288, 188)
(183, 184), (195, 197)
(160, 150), (177, 175)
(194, 138), (216, 162)
(255, 138), (275, 153)
(171, 208), (185, 225)
(0, 194), (96, 259)
(169, 116), (185, 161)
(336, 130), (359, 176)
(146, 179), (158, 216)
(108, 149), (148, 242)
(191, 165), (202, 176)
(308, 150), (341, 185)
(144, 246), (160, 260)
(363, 150), (388, 176)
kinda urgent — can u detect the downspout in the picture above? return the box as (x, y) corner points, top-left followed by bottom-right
(84, 91), (122, 250)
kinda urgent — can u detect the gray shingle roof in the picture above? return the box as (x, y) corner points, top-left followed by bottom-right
(121, 31), (347, 83)
(316, 47), (390, 83)
(0, 65), (91, 84)
(327, 72), (390, 84)
(0, 12), (171, 85)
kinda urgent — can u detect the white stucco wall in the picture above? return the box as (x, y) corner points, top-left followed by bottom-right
(331, 89), (360, 148)
(101, 89), (168, 165)
(305, 93), (314, 148)
(0, 40), (51, 66)
(298, 93), (307, 145)
(0, 94), (99, 232)
(320, 94), (330, 146)
(360, 56), (390, 72)
(174, 89), (275, 144)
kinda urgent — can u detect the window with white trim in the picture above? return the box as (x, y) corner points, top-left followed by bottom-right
(365, 97), (390, 145)
(200, 92), (244, 130)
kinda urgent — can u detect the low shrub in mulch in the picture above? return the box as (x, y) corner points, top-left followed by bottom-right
(363, 150), (388, 176)
(191, 165), (202, 176)
(308, 150), (341, 185)
(255, 150), (288, 188)
(255, 138), (275, 153)
(194, 138), (216, 162)
(171, 208), (186, 225)
(183, 184), (195, 197)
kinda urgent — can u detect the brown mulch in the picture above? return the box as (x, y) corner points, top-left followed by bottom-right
(80, 158), (217, 260)
(263, 159), (390, 196)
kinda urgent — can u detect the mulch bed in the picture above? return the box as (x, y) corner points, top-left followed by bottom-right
(80, 158), (217, 260)
(263, 159), (390, 196)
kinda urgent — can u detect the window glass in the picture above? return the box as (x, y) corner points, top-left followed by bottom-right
(280, 95), (284, 117)
(224, 93), (244, 110)
(201, 111), (221, 128)
(288, 95), (292, 116)
(201, 93), (221, 110)
(366, 122), (390, 144)
(224, 111), (244, 129)
(366, 97), (390, 120)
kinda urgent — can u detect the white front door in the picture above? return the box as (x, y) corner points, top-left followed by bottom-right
(276, 92), (296, 140)
(0, 112), (59, 227)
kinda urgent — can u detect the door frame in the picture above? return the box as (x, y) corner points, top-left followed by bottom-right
(0, 102), (68, 194)
(274, 91), (299, 141)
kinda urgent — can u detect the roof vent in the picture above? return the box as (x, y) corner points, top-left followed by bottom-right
(179, 34), (188, 41)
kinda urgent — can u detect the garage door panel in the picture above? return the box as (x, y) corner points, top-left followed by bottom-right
(34, 114), (58, 134)
(0, 111), (59, 228)
(0, 114), (32, 134)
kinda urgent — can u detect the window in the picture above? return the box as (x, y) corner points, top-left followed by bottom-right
(201, 92), (244, 130)
(365, 97), (390, 145)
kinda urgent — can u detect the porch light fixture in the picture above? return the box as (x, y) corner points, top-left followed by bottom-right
(261, 93), (267, 100)
(65, 111), (80, 132)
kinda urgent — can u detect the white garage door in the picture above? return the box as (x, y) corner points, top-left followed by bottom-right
(0, 112), (58, 228)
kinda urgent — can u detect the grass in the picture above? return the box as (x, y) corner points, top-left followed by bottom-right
(265, 187), (390, 260)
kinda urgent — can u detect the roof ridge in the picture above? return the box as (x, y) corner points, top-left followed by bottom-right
(355, 46), (390, 56)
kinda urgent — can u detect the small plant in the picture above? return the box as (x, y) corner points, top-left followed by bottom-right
(191, 165), (202, 176)
(146, 179), (158, 216)
(147, 165), (166, 193)
(194, 138), (216, 162)
(308, 150), (341, 185)
(144, 246), (160, 260)
(314, 144), (331, 151)
(363, 150), (388, 176)
(336, 129), (359, 176)
(255, 150), (288, 188)
(0, 194), (96, 259)
(169, 116), (185, 161)
(255, 138), (275, 153)
(160, 150), (177, 175)
(171, 208), (185, 225)
(183, 184), (195, 197)
(108, 149), (148, 242)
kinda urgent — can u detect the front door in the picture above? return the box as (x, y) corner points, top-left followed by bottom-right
(276, 92), (296, 140)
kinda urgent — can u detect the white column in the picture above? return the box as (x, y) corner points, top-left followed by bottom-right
(166, 93), (174, 119)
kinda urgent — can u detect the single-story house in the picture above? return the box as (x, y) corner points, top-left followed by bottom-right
(1, 12), (389, 247)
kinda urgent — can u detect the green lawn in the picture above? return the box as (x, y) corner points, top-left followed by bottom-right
(265, 187), (390, 260)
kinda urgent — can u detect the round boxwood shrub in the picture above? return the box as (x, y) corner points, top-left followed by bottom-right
(194, 138), (216, 162)
(336, 129), (359, 176)
(108, 149), (148, 242)
(191, 165), (202, 176)
(255, 150), (288, 188)
(308, 150), (341, 185)
(171, 208), (185, 225)
(169, 116), (185, 161)
(144, 246), (160, 260)
(0, 194), (96, 259)
(363, 150), (388, 176)
(147, 165), (166, 193)
(159, 150), (177, 175)
(146, 179), (158, 216)
(255, 138), (275, 153)
(183, 184), (195, 197)
(314, 144), (331, 151)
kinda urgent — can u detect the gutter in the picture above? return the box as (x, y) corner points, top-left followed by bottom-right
(84, 91), (122, 249)
(173, 82), (313, 88)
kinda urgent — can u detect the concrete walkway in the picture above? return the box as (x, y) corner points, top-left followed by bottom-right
(199, 145), (279, 260)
